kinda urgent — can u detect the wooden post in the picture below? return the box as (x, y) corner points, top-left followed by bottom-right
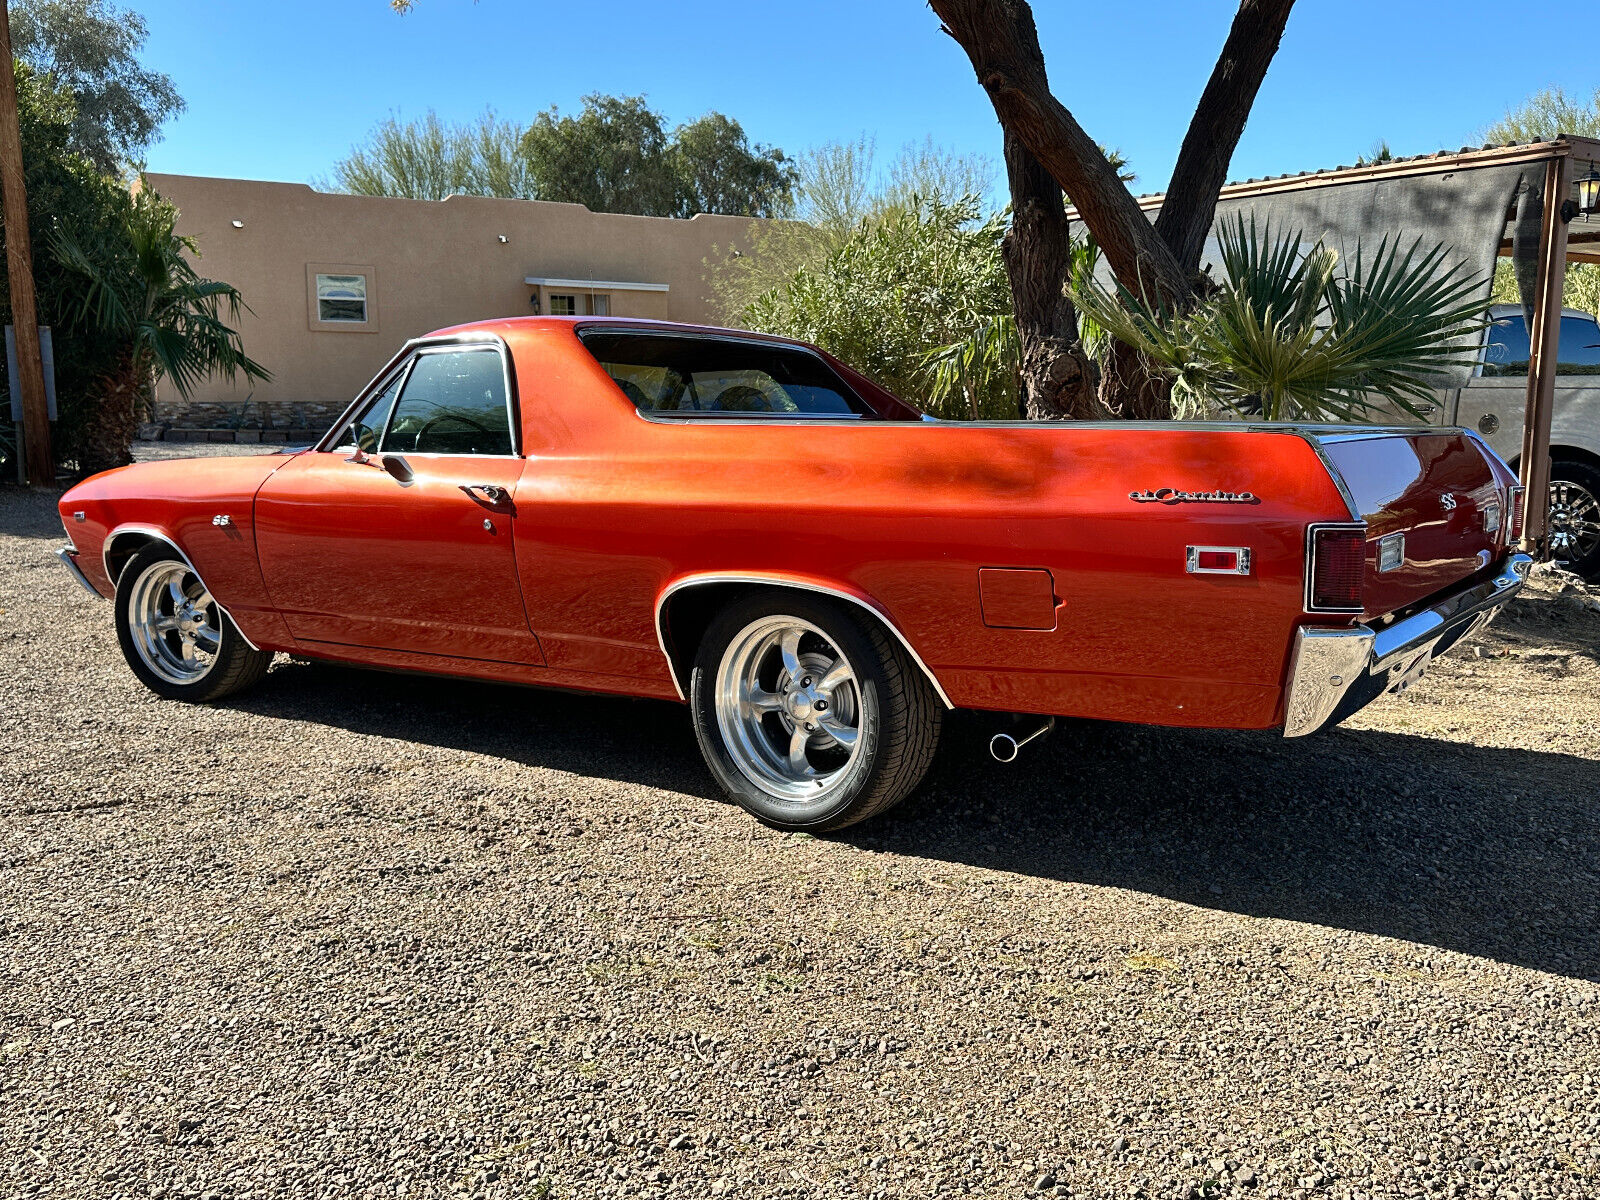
(0, 0), (50, 486)
(1519, 155), (1572, 552)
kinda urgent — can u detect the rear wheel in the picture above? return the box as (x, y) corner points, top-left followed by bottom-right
(115, 544), (272, 702)
(688, 592), (941, 831)
(1549, 457), (1600, 581)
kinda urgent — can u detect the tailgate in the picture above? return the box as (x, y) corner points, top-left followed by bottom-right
(1315, 430), (1516, 618)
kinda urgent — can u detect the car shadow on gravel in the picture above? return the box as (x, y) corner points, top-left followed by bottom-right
(236, 659), (717, 800)
(236, 658), (1600, 983)
(849, 714), (1600, 982)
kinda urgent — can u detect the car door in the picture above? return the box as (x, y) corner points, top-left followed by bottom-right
(254, 341), (545, 665)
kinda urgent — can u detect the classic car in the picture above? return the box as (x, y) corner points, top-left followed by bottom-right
(56, 317), (1533, 831)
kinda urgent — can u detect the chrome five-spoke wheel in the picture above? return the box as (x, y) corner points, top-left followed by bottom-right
(114, 543), (273, 702)
(689, 592), (941, 832)
(714, 616), (862, 802)
(127, 558), (222, 684)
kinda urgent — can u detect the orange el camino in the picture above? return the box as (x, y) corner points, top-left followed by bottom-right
(56, 317), (1532, 830)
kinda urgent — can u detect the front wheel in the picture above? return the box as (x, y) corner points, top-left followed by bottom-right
(689, 592), (941, 831)
(115, 543), (273, 702)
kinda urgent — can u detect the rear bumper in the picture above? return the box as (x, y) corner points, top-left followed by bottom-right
(57, 545), (104, 598)
(1283, 553), (1533, 737)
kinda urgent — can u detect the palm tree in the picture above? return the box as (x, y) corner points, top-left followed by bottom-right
(55, 184), (270, 472)
(1071, 214), (1490, 422)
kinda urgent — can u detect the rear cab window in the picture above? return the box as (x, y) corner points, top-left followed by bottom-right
(577, 329), (882, 419)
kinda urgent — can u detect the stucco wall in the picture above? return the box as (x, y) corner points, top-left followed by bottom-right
(145, 174), (762, 425)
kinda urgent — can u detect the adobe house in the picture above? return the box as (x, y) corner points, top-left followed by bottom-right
(146, 173), (763, 439)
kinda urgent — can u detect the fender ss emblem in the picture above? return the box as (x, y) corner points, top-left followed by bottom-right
(1440, 493), (1458, 511)
(1129, 487), (1260, 505)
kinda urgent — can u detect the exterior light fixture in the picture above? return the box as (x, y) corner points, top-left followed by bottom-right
(230, 219), (244, 229)
(497, 234), (508, 243)
(1578, 167), (1600, 217)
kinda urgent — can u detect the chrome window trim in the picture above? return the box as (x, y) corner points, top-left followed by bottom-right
(329, 358), (414, 454)
(1304, 521), (1369, 615)
(575, 325), (878, 422)
(314, 333), (521, 458)
(100, 525), (262, 650)
(652, 573), (954, 709)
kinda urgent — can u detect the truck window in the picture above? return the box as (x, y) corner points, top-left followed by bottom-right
(1483, 312), (1600, 376)
(579, 330), (877, 418)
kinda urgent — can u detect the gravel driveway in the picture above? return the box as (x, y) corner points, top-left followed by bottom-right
(4, 457), (1600, 1200)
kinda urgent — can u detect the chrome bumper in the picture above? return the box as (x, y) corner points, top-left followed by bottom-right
(1283, 553), (1533, 737)
(56, 545), (104, 597)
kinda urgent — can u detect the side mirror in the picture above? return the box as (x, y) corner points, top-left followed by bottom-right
(380, 454), (415, 485)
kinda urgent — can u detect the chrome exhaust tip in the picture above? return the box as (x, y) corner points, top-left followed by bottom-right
(988, 718), (1055, 763)
(989, 733), (1021, 763)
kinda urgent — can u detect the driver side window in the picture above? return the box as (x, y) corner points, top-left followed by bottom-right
(334, 372), (403, 452)
(381, 349), (513, 455)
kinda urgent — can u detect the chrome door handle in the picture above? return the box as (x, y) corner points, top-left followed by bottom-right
(463, 484), (508, 505)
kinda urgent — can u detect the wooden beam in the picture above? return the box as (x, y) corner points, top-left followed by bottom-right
(1519, 156), (1572, 552)
(1086, 139), (1571, 219)
(0, 0), (51, 486)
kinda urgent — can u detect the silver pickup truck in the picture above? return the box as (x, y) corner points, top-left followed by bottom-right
(1410, 303), (1600, 580)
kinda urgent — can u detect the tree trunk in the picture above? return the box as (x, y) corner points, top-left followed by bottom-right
(931, 0), (1298, 420)
(929, 0), (1190, 308)
(1000, 130), (1099, 419)
(78, 349), (142, 476)
(1153, 0), (1296, 275)
(1098, 340), (1173, 419)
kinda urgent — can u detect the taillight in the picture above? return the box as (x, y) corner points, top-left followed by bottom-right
(1306, 523), (1366, 613)
(1507, 485), (1526, 543)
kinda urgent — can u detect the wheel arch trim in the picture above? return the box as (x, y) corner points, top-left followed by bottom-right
(653, 572), (954, 709)
(102, 523), (262, 651)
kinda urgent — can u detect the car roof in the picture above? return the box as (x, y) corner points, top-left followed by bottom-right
(424, 314), (813, 348)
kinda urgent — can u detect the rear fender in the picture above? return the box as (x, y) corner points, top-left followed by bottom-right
(654, 571), (953, 708)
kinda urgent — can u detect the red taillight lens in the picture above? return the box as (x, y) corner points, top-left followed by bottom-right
(1507, 485), (1526, 542)
(1308, 526), (1366, 612)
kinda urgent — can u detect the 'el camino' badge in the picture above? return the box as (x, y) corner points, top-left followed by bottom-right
(1129, 487), (1260, 505)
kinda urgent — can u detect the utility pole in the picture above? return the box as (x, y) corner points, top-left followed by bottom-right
(0, 0), (51, 485)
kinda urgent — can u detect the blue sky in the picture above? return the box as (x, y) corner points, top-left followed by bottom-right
(136, 0), (1585, 198)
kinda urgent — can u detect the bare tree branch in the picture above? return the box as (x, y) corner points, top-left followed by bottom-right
(928, 0), (1188, 305)
(1154, 0), (1296, 274)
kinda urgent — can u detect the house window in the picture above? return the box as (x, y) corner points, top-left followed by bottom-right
(316, 273), (368, 323)
(549, 294), (577, 316)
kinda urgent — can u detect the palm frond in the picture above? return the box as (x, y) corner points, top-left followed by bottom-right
(51, 180), (271, 400)
(1074, 214), (1490, 422)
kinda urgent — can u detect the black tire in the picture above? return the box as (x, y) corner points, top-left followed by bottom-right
(114, 543), (273, 702)
(688, 591), (941, 832)
(1550, 457), (1600, 582)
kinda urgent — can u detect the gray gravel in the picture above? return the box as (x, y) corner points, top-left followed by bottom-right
(4, 476), (1600, 1200)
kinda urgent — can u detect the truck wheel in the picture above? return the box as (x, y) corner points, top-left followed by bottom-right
(1550, 457), (1600, 581)
(115, 543), (273, 702)
(688, 592), (941, 832)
